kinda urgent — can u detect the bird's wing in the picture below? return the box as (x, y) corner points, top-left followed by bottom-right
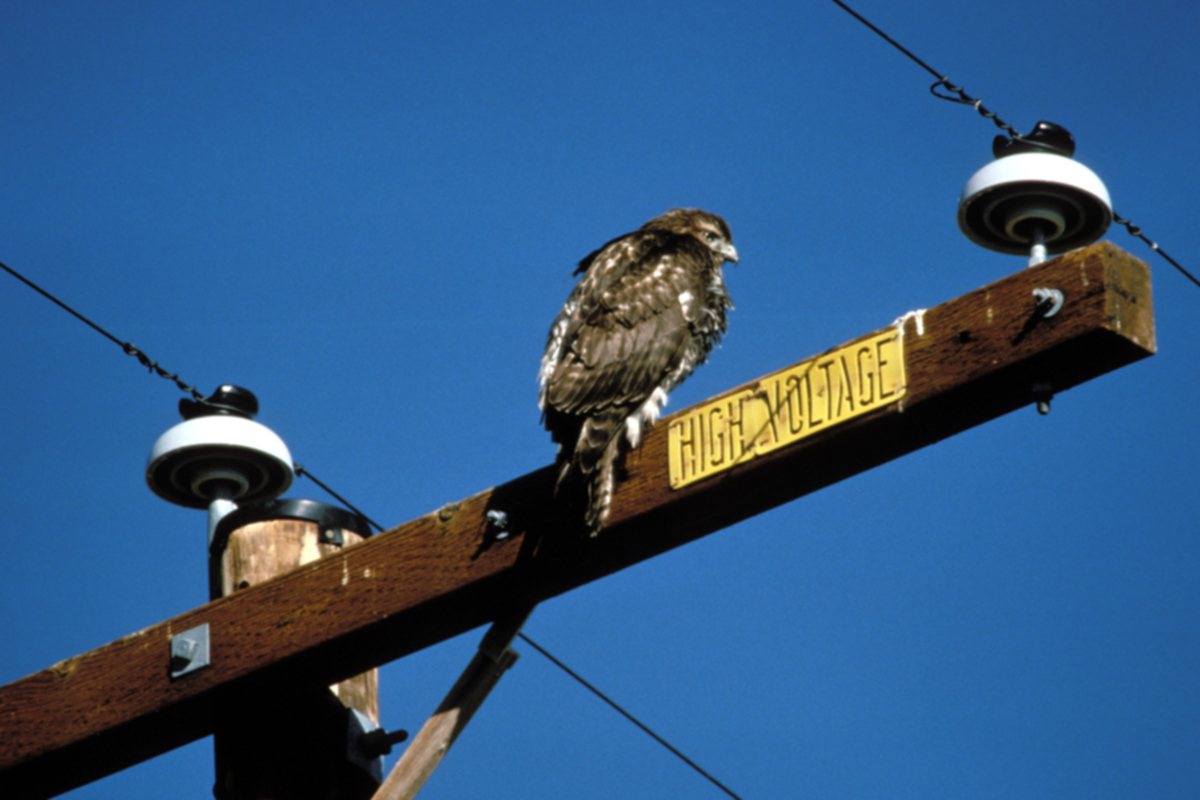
(544, 230), (710, 417)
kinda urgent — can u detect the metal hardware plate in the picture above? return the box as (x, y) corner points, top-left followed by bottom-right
(169, 623), (211, 680)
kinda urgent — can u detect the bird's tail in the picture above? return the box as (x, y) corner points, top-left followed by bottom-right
(554, 410), (625, 535)
(583, 434), (622, 534)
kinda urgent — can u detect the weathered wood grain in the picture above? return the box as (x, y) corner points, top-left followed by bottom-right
(0, 242), (1154, 799)
(212, 518), (382, 800)
(371, 648), (518, 800)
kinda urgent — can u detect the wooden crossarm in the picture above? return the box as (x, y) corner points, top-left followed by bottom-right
(0, 242), (1154, 799)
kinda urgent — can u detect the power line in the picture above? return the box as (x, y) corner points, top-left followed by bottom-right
(830, 1), (946, 83)
(2, 254), (735, 796)
(829, 0), (1072, 146)
(1, 258), (205, 399)
(294, 461), (746, 797)
(293, 464), (385, 533)
(518, 632), (744, 800)
(0, 259), (397, 524)
(292, 469), (740, 794)
(829, 0), (1198, 290)
(1, 255), (743, 795)
(286, 470), (741, 797)
(287, 472), (743, 797)
(1111, 214), (1200, 289)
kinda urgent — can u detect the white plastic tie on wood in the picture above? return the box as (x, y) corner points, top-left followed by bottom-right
(892, 308), (927, 338)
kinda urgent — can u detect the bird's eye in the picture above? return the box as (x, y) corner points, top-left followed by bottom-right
(702, 231), (720, 243)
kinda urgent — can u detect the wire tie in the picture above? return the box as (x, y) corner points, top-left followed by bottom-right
(930, 77), (964, 102)
(833, 0), (1196, 291)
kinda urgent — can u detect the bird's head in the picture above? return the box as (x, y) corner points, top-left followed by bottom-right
(644, 208), (739, 265)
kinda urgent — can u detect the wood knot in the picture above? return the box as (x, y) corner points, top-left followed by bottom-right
(438, 502), (461, 522)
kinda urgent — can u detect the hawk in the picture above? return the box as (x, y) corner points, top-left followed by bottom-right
(539, 208), (738, 533)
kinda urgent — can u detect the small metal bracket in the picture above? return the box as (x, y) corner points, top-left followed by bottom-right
(486, 509), (510, 540)
(1033, 287), (1065, 318)
(359, 727), (409, 758)
(346, 708), (387, 783)
(169, 623), (211, 680)
(1032, 382), (1054, 415)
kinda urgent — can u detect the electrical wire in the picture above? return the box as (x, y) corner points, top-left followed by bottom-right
(1112, 214), (1200, 289)
(829, 0), (1197, 289)
(293, 464), (385, 533)
(1, 258), (205, 399)
(293, 461), (746, 798)
(518, 632), (744, 800)
(830, 0), (943, 83)
(257, 463), (745, 796)
(2, 10), (1185, 794)
(288, 468), (743, 797)
(285, 468), (742, 796)
(285, 472), (744, 798)
(2, 255), (736, 796)
(829, 0), (1063, 144)
(0, 259), (398, 528)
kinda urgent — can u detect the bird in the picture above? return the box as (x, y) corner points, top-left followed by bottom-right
(539, 208), (738, 533)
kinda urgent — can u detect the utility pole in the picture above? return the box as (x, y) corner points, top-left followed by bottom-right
(0, 242), (1155, 799)
(209, 500), (394, 800)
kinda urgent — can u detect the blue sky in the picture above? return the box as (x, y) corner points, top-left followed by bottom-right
(2, 1), (1197, 797)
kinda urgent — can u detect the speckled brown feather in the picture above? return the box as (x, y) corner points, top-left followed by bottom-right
(539, 209), (736, 532)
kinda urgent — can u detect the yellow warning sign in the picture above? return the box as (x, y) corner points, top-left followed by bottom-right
(668, 330), (906, 489)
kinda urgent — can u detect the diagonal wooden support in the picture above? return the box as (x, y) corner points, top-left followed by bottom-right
(0, 243), (1155, 799)
(372, 647), (519, 800)
(369, 607), (531, 800)
(367, 608), (532, 800)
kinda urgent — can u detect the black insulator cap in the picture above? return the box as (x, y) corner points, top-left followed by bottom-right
(179, 384), (260, 420)
(993, 121), (1076, 159)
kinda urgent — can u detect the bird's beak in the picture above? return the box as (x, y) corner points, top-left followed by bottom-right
(721, 243), (739, 264)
